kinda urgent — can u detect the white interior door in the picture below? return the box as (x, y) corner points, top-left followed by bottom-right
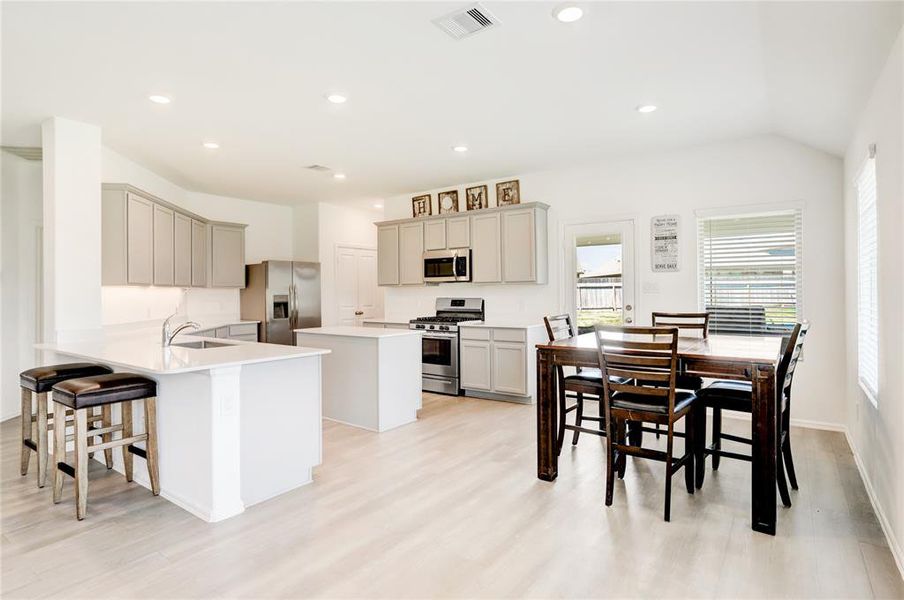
(562, 220), (636, 333)
(336, 246), (381, 326)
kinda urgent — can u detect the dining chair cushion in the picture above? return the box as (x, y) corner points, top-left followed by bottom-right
(696, 380), (753, 413)
(610, 391), (696, 415)
(636, 374), (704, 391)
(564, 369), (632, 386)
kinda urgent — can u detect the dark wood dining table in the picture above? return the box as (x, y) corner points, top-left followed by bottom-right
(535, 332), (784, 534)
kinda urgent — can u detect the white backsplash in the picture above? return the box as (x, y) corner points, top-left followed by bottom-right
(101, 286), (241, 330)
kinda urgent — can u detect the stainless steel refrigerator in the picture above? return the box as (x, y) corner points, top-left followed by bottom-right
(240, 261), (321, 345)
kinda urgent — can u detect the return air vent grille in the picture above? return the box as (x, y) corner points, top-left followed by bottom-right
(1, 146), (42, 161)
(433, 3), (500, 40)
(304, 164), (331, 173)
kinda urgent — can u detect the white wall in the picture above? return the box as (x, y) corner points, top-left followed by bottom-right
(384, 134), (846, 428)
(843, 27), (904, 575)
(317, 202), (381, 326)
(293, 202), (319, 262)
(0, 151), (43, 421)
(101, 147), (294, 325)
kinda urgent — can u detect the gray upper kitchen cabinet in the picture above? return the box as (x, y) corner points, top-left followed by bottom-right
(153, 203), (175, 286)
(470, 212), (502, 283)
(102, 183), (246, 288)
(377, 225), (400, 286)
(372, 202), (548, 287)
(399, 222), (424, 285)
(446, 216), (470, 249)
(126, 193), (154, 285)
(210, 223), (247, 288)
(502, 207), (548, 284)
(191, 219), (208, 287)
(424, 219), (446, 251)
(174, 212), (192, 287)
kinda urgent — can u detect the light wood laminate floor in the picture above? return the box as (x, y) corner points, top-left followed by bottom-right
(2, 393), (902, 598)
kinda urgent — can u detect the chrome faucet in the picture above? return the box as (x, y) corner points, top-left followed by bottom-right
(162, 313), (200, 347)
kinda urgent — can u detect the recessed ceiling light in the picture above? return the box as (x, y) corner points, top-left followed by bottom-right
(202, 141), (220, 149)
(553, 4), (583, 23)
(636, 104), (658, 113)
(333, 173), (347, 180)
(326, 93), (347, 104)
(373, 203), (383, 209)
(148, 95), (171, 104)
(452, 145), (469, 153)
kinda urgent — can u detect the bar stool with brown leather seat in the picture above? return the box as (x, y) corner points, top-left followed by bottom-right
(19, 363), (114, 488)
(51, 373), (160, 520)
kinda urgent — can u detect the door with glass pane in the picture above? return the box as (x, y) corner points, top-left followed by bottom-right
(563, 221), (636, 334)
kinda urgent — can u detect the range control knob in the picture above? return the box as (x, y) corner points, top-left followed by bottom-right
(439, 325), (449, 331)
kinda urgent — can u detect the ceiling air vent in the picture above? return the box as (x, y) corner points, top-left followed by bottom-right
(304, 164), (331, 173)
(433, 3), (500, 41)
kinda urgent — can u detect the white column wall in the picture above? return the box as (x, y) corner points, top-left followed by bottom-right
(41, 118), (103, 343)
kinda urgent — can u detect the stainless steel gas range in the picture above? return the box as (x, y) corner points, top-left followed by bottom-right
(410, 298), (485, 395)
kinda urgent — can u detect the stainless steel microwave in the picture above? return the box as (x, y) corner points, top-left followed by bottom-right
(423, 249), (471, 283)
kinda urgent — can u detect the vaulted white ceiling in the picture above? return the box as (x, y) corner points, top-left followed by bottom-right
(2, 2), (901, 205)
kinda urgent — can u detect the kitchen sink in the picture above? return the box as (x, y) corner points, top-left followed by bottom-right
(170, 340), (234, 350)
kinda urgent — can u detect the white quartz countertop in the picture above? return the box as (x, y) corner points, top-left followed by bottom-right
(459, 320), (545, 329)
(361, 318), (413, 326)
(296, 326), (420, 339)
(38, 335), (329, 375)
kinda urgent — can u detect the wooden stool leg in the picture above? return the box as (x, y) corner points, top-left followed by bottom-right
(74, 409), (89, 520)
(36, 393), (49, 488)
(52, 401), (66, 504)
(102, 405), (114, 469)
(20, 388), (32, 476)
(711, 408), (722, 470)
(664, 428), (674, 522)
(143, 397), (160, 496)
(122, 400), (134, 483)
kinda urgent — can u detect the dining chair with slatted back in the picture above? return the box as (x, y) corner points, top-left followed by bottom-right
(544, 314), (606, 453)
(594, 325), (698, 522)
(646, 312), (710, 440)
(696, 321), (809, 507)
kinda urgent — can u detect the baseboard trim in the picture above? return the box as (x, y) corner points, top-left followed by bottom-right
(719, 411), (846, 432)
(844, 429), (904, 582)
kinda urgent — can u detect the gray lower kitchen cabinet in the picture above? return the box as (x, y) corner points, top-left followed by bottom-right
(190, 323), (259, 342)
(174, 212), (192, 286)
(377, 225), (400, 286)
(153, 203), (175, 286)
(210, 223), (247, 288)
(460, 339), (493, 391)
(459, 325), (545, 402)
(399, 222), (424, 285)
(191, 219), (208, 287)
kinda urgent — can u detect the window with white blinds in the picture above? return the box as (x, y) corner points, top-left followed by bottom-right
(857, 156), (879, 405)
(698, 210), (803, 336)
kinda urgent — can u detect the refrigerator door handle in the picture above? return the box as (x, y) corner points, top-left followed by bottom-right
(292, 283), (299, 328)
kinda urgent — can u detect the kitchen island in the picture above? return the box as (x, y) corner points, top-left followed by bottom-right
(38, 335), (329, 522)
(295, 326), (421, 432)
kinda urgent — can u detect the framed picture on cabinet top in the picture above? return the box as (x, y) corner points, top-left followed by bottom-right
(412, 194), (432, 218)
(438, 190), (459, 214)
(465, 185), (488, 210)
(496, 179), (521, 206)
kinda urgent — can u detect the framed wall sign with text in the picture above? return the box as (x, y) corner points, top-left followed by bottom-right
(651, 215), (680, 272)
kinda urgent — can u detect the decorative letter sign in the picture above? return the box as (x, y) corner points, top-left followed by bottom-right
(651, 215), (680, 272)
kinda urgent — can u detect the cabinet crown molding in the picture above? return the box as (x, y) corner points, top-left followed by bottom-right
(373, 201), (549, 227)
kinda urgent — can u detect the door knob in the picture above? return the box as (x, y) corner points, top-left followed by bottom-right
(625, 317), (634, 324)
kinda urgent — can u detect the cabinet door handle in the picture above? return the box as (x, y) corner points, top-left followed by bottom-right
(354, 311), (364, 316)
